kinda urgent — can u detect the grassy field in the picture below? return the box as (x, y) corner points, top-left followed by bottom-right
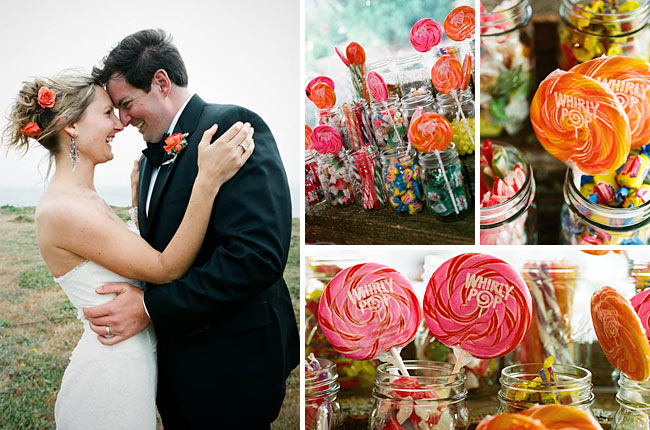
(0, 206), (300, 429)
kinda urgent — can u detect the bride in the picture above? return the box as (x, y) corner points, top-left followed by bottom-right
(3, 72), (254, 429)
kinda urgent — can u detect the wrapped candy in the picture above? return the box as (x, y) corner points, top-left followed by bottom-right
(617, 153), (650, 189)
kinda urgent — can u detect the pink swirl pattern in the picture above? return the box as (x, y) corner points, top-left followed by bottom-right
(444, 6), (475, 42)
(423, 253), (532, 359)
(310, 125), (343, 154)
(409, 18), (442, 52)
(306, 76), (335, 101)
(318, 263), (422, 361)
(367, 71), (389, 102)
(632, 289), (650, 342)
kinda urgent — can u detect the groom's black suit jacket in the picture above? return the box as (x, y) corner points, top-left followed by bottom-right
(138, 94), (298, 427)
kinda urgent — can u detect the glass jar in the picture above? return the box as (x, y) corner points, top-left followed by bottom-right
(348, 63), (369, 104)
(370, 361), (469, 430)
(480, 0), (534, 137)
(480, 142), (537, 244)
(629, 260), (650, 293)
(396, 54), (433, 99)
(612, 374), (650, 430)
(558, 0), (650, 70)
(401, 92), (437, 132)
(347, 146), (387, 210)
(306, 149), (325, 206)
(561, 169), (650, 245)
(419, 144), (472, 221)
(305, 358), (344, 430)
(367, 59), (400, 99)
(340, 102), (375, 150)
(498, 363), (595, 414)
(380, 147), (425, 215)
(370, 95), (408, 150)
(314, 106), (352, 151)
(315, 151), (356, 206)
(437, 90), (475, 157)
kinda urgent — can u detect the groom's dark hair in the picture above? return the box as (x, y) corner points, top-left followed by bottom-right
(92, 29), (188, 92)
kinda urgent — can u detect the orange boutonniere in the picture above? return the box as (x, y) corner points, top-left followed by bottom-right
(37, 86), (56, 109)
(21, 122), (42, 137)
(162, 132), (189, 166)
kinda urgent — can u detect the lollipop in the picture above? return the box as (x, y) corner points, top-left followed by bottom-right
(631, 288), (650, 342)
(591, 286), (650, 381)
(444, 6), (475, 42)
(305, 124), (313, 150)
(423, 253), (532, 360)
(431, 54), (463, 94)
(530, 69), (630, 175)
(367, 71), (388, 102)
(409, 18), (442, 52)
(318, 263), (421, 365)
(306, 76), (335, 101)
(311, 82), (336, 109)
(408, 112), (452, 152)
(310, 125), (343, 155)
(345, 42), (366, 66)
(462, 53), (473, 91)
(476, 414), (547, 430)
(571, 56), (650, 149)
(519, 405), (603, 429)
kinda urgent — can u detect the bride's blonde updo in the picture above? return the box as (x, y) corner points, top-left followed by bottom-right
(3, 72), (96, 156)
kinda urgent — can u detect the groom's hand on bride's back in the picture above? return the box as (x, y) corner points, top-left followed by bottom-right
(83, 282), (151, 345)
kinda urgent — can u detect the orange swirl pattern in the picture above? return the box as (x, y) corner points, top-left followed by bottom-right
(462, 53), (473, 91)
(477, 414), (548, 430)
(311, 82), (336, 109)
(431, 54), (462, 94)
(318, 263), (422, 361)
(530, 70), (630, 175)
(305, 76), (335, 101)
(408, 112), (452, 152)
(305, 124), (313, 150)
(520, 405), (603, 429)
(591, 286), (650, 381)
(572, 56), (650, 149)
(423, 253), (532, 359)
(444, 6), (475, 42)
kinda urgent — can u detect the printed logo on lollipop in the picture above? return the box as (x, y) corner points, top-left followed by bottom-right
(596, 78), (648, 108)
(555, 92), (600, 135)
(348, 278), (395, 311)
(464, 273), (516, 317)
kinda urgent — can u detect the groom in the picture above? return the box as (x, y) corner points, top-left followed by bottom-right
(84, 29), (298, 428)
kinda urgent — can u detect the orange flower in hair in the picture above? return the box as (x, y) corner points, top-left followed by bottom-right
(21, 122), (42, 137)
(37, 86), (56, 108)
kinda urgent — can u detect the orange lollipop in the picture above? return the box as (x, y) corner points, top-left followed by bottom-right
(530, 69), (630, 175)
(462, 53), (473, 91)
(408, 112), (452, 152)
(520, 405), (603, 429)
(476, 414), (547, 430)
(311, 82), (336, 109)
(444, 6), (475, 42)
(431, 54), (462, 94)
(571, 56), (650, 149)
(591, 286), (650, 381)
(305, 124), (313, 150)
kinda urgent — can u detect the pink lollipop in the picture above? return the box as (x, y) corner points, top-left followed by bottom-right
(318, 263), (422, 361)
(306, 76), (335, 101)
(423, 253), (532, 359)
(310, 125), (343, 154)
(410, 18), (442, 52)
(632, 289), (650, 342)
(367, 71), (388, 103)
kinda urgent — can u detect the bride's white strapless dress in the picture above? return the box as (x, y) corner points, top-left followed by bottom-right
(53, 260), (157, 430)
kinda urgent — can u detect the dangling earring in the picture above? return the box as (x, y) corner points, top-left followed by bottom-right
(70, 131), (79, 169)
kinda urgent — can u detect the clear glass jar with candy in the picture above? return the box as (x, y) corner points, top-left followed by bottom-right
(339, 102), (376, 150)
(370, 96), (408, 151)
(366, 59), (401, 99)
(315, 106), (352, 151)
(437, 90), (475, 157)
(480, 141), (537, 244)
(497, 362), (595, 414)
(369, 361), (470, 430)
(400, 92), (437, 132)
(346, 145), (387, 210)
(305, 357), (344, 430)
(315, 151), (356, 206)
(380, 147), (425, 215)
(396, 54), (433, 99)
(419, 144), (472, 221)
(612, 374), (650, 430)
(561, 169), (650, 245)
(480, 0), (535, 137)
(558, 0), (650, 70)
(306, 149), (325, 206)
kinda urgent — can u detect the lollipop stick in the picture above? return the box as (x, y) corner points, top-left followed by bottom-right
(390, 347), (410, 376)
(451, 90), (475, 147)
(382, 101), (405, 147)
(435, 149), (460, 214)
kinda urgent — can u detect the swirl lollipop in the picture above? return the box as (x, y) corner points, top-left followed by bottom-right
(408, 112), (452, 152)
(591, 286), (650, 381)
(423, 253), (532, 361)
(305, 124), (313, 150)
(477, 414), (548, 430)
(572, 56), (650, 149)
(462, 53), (473, 91)
(631, 289), (650, 342)
(530, 69), (630, 175)
(318, 263), (421, 374)
(310, 125), (343, 154)
(409, 18), (442, 52)
(431, 54), (463, 94)
(444, 6), (475, 42)
(306, 76), (335, 101)
(367, 71), (404, 147)
(311, 82), (336, 109)
(520, 405), (604, 429)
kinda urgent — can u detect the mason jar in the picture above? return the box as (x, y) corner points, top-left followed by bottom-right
(561, 169), (650, 245)
(401, 92), (437, 132)
(558, 0), (650, 70)
(366, 59), (400, 99)
(629, 260), (650, 293)
(612, 374), (650, 430)
(480, 0), (534, 137)
(498, 363), (595, 414)
(396, 54), (433, 99)
(306, 149), (325, 206)
(315, 151), (356, 206)
(380, 147), (425, 215)
(305, 358), (344, 430)
(370, 361), (469, 430)
(346, 145), (387, 210)
(419, 144), (472, 221)
(437, 90), (475, 156)
(340, 102), (375, 150)
(314, 106), (351, 151)
(370, 95), (408, 150)
(480, 142), (537, 244)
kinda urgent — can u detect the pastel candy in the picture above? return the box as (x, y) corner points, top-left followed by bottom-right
(617, 153), (650, 189)
(407, 112), (453, 152)
(318, 263), (422, 361)
(409, 18), (442, 52)
(367, 71), (388, 103)
(591, 286), (650, 381)
(311, 82), (337, 109)
(423, 253), (532, 359)
(431, 54), (463, 94)
(444, 6), (475, 42)
(530, 69), (631, 175)
(310, 125), (343, 154)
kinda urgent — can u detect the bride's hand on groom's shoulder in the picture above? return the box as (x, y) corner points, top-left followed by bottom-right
(130, 159), (140, 207)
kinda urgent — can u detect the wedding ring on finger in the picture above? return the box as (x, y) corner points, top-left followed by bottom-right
(105, 325), (111, 337)
(238, 143), (248, 155)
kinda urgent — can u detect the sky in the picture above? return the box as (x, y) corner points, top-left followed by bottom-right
(0, 0), (300, 213)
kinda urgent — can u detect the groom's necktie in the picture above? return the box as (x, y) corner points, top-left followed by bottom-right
(142, 133), (169, 167)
